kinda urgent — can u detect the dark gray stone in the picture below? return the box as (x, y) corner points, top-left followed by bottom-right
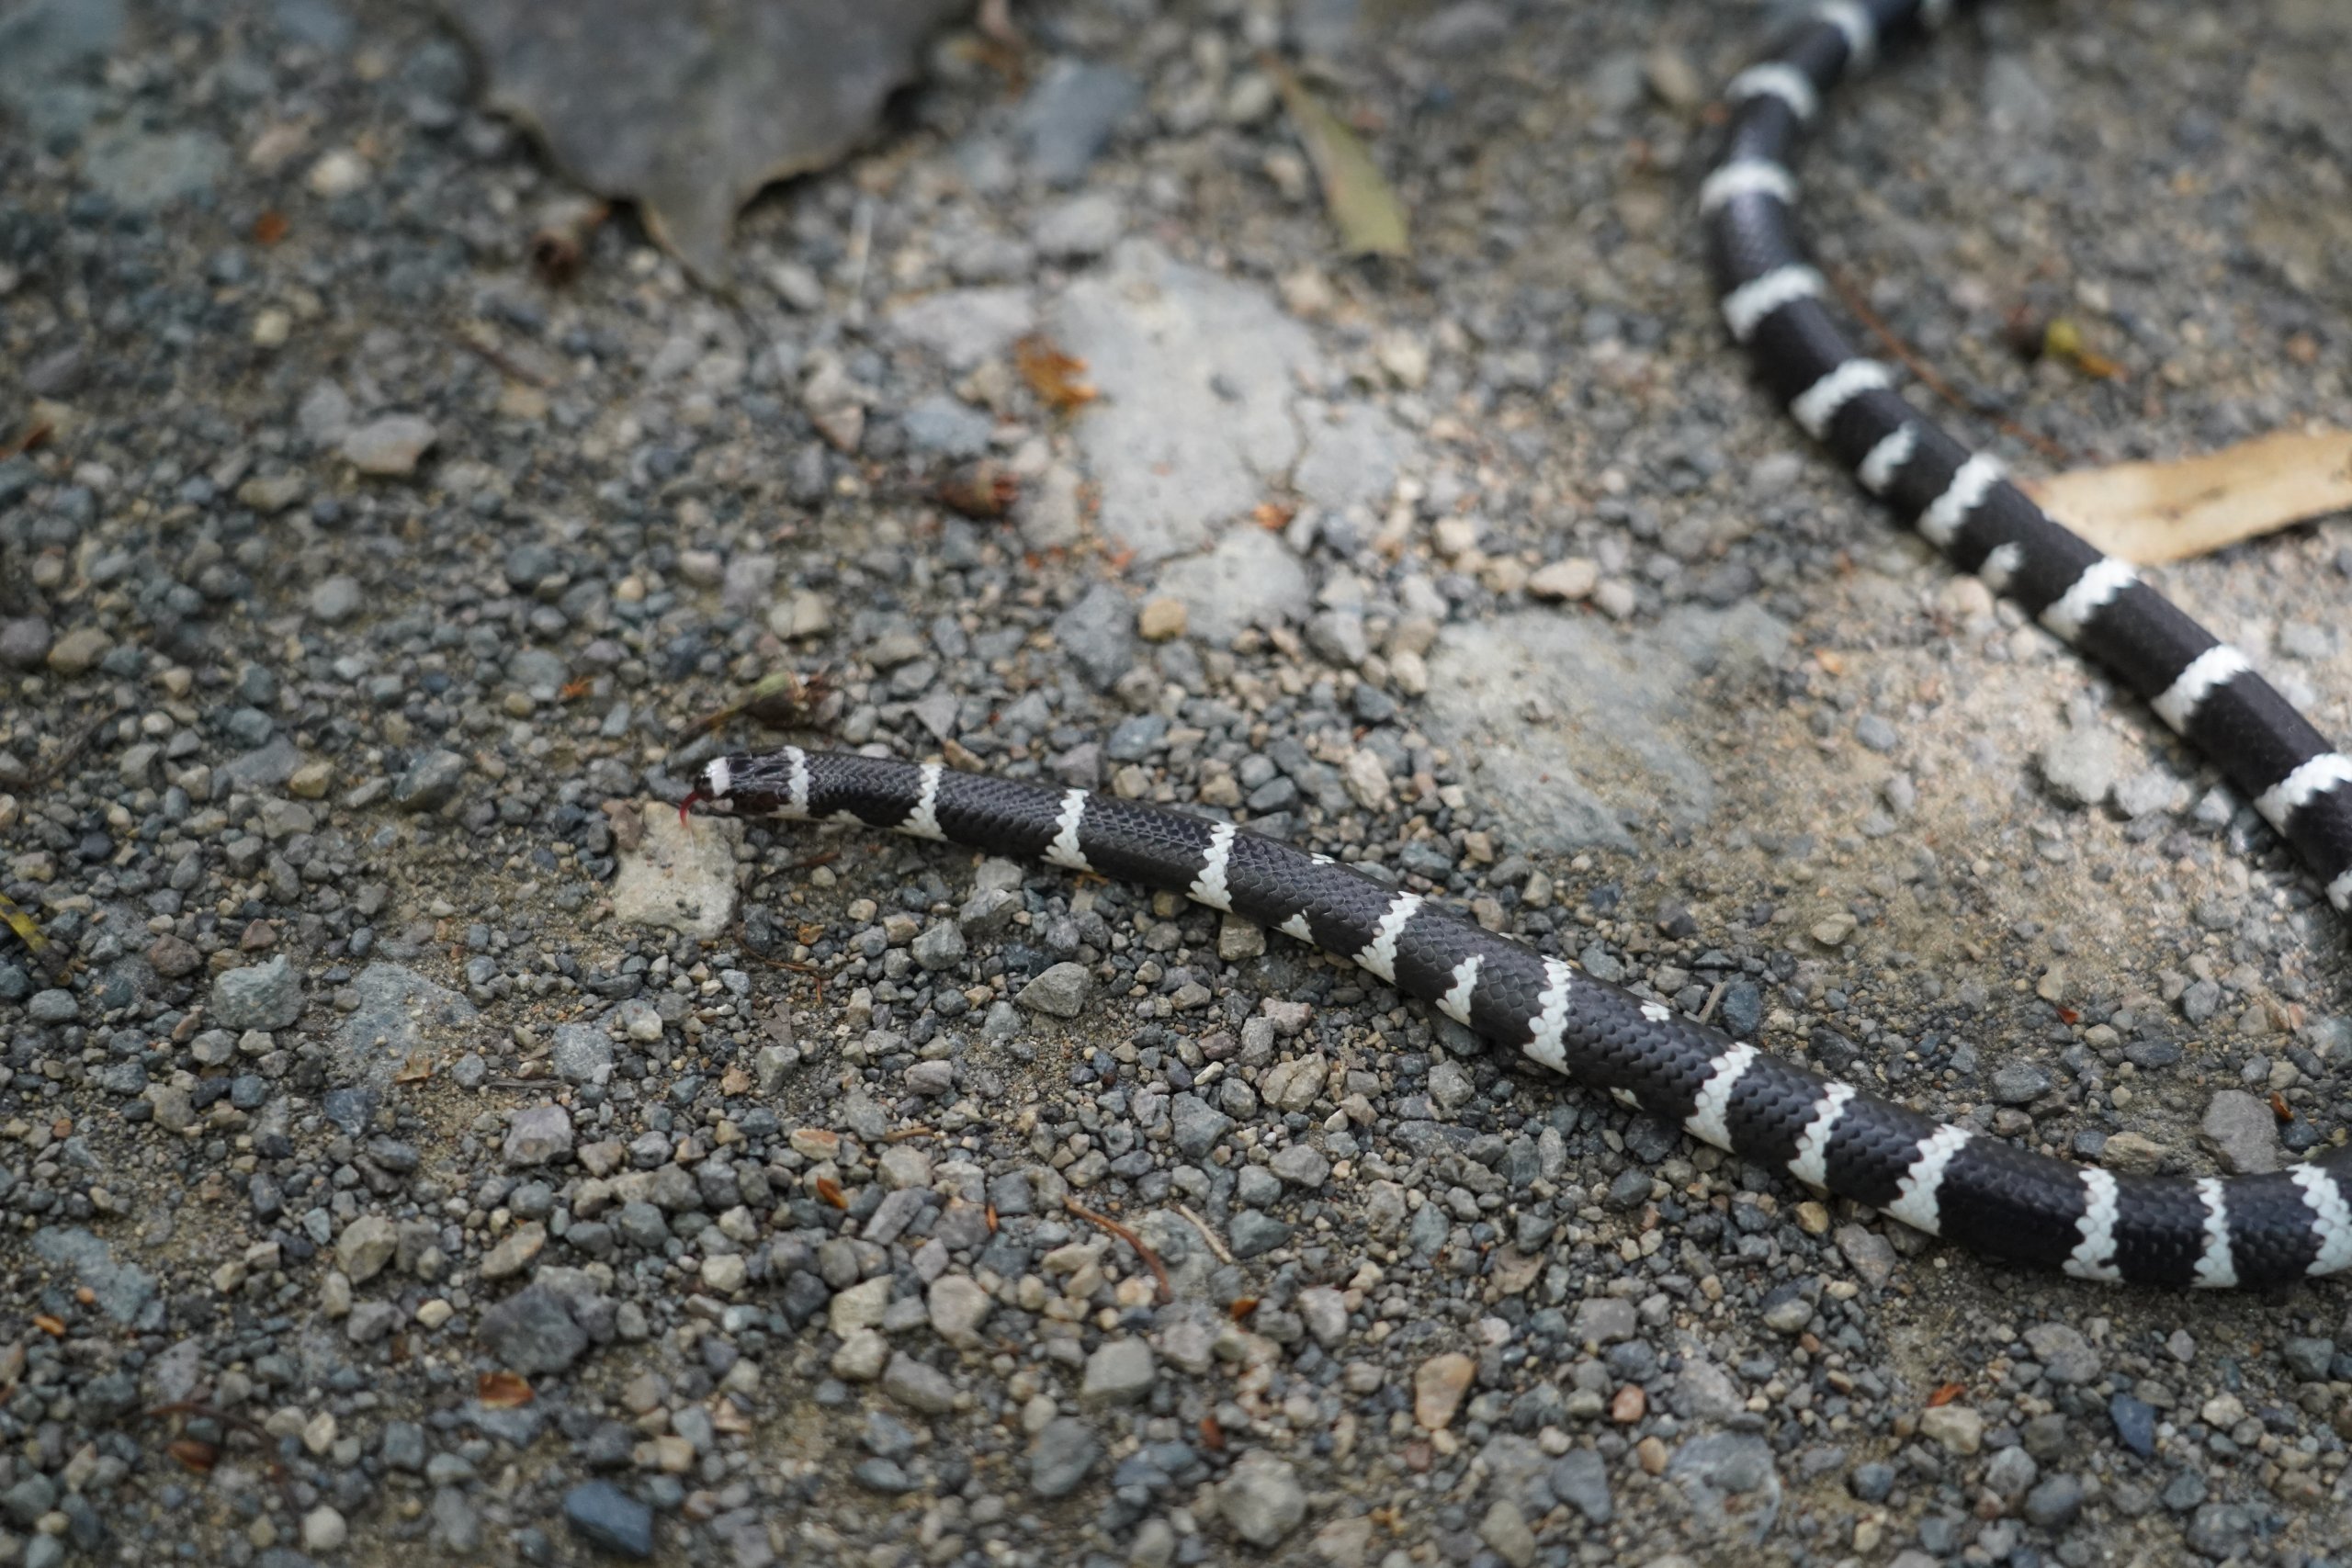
(562, 1481), (653, 1559)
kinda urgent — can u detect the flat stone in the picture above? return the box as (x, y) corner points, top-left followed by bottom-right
(1414, 1351), (1476, 1429)
(212, 955), (302, 1031)
(392, 749), (468, 811)
(884, 287), (1035, 371)
(81, 125), (228, 210)
(1216, 1450), (1306, 1547)
(1421, 605), (1790, 853)
(1014, 59), (1140, 185)
(2039, 726), (2121, 808)
(1047, 241), (1317, 564)
(2022, 1322), (2102, 1385)
(477, 1283), (590, 1374)
(0, 616), (51, 668)
(880, 1352), (957, 1414)
(30, 1226), (155, 1325)
(2199, 1089), (2280, 1175)
(43, 626), (111, 675)
(552, 1023), (615, 1085)
(1153, 526), (1313, 645)
(611, 802), (740, 939)
(504, 1104), (574, 1167)
(926, 1275), (992, 1346)
(1918, 1404), (1984, 1455)
(341, 414), (438, 476)
(1028, 1416), (1101, 1498)
(562, 1481), (653, 1559)
(334, 1214), (397, 1284)
(1080, 1337), (1157, 1405)
(1016, 962), (1093, 1018)
(333, 963), (477, 1088)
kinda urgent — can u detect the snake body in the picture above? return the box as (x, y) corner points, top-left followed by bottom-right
(682, 2), (2352, 1287)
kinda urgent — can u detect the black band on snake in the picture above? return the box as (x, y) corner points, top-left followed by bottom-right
(684, 1), (2352, 1288)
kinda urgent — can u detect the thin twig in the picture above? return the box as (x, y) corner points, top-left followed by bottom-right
(1696, 980), (1726, 1028)
(1067, 1197), (1172, 1302)
(1821, 265), (2071, 465)
(449, 328), (552, 389)
(28, 708), (113, 785)
(1173, 1202), (1236, 1266)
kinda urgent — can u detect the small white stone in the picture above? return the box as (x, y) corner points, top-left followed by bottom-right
(306, 148), (371, 198)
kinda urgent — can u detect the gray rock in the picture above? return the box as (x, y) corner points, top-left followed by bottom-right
(1032, 191), (1124, 259)
(1835, 1224), (1898, 1289)
(2022, 1322), (2101, 1384)
(334, 1214), (397, 1283)
(1047, 241), (1319, 563)
(1294, 402), (1405, 514)
(552, 1023), (614, 1085)
(1050, 583), (1134, 690)
(2023, 1473), (2085, 1529)
(2199, 1089), (2279, 1174)
(1549, 1449), (1612, 1524)
(562, 1481), (653, 1559)
(27, 987), (76, 1022)
(910, 921), (967, 972)
(1028, 1416), (1101, 1498)
(1668, 1433), (1781, 1539)
(215, 736), (303, 793)
(901, 394), (993, 458)
(1016, 961), (1094, 1018)
(392, 750), (468, 811)
(1170, 1094), (1235, 1158)
(0, 0), (126, 139)
(1153, 527), (1312, 645)
(309, 576), (364, 624)
(1422, 605), (1790, 854)
(504, 1104), (574, 1167)
(81, 125), (229, 210)
(1991, 1061), (2052, 1105)
(609, 801), (739, 940)
(884, 287), (1036, 372)
(341, 414), (438, 476)
(1080, 1337), (1157, 1405)
(2282, 1336), (2336, 1382)
(1228, 1211), (1291, 1258)
(1216, 1450), (1306, 1547)
(334, 963), (476, 1088)
(1571, 1298), (1637, 1346)
(1306, 608), (1369, 669)
(881, 1353), (957, 1414)
(30, 1227), (155, 1325)
(2039, 727), (2121, 808)
(927, 1275), (993, 1345)
(477, 1284), (590, 1375)
(0, 616), (51, 668)
(212, 955), (302, 1032)
(1015, 59), (1140, 184)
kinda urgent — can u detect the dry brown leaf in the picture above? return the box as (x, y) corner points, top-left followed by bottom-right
(477, 1371), (536, 1407)
(2024, 429), (2352, 566)
(1266, 60), (1409, 259)
(1014, 335), (1096, 413)
(167, 1438), (219, 1472)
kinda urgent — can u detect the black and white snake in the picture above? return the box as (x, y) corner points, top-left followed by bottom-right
(684, 0), (2352, 1288)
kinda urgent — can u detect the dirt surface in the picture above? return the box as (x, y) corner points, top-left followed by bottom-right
(3, 0), (2351, 1565)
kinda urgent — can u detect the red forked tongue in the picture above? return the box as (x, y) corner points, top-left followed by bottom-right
(678, 788), (706, 827)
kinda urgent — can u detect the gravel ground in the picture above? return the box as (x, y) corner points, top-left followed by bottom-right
(5, 0), (2352, 1565)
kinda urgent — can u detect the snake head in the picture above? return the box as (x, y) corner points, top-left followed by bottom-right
(680, 752), (801, 824)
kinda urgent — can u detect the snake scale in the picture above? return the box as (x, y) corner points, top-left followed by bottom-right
(685, 1), (2352, 1288)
